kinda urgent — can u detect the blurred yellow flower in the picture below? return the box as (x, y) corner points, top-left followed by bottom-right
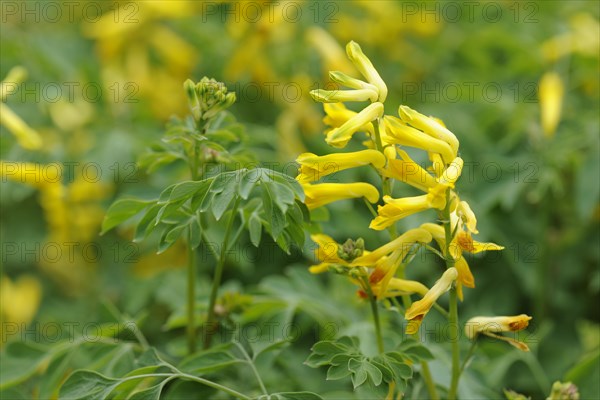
(0, 67), (42, 150)
(539, 72), (564, 138)
(465, 314), (532, 351)
(0, 274), (42, 344)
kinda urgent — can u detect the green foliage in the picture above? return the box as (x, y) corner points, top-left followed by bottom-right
(305, 336), (432, 395)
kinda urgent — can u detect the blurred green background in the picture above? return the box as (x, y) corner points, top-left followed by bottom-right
(1, 1), (598, 399)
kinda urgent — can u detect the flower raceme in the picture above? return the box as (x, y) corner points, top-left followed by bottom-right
(465, 315), (533, 351)
(300, 41), (516, 369)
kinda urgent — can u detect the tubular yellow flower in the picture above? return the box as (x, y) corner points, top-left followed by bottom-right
(384, 116), (456, 164)
(405, 267), (458, 334)
(0, 66), (27, 101)
(352, 228), (433, 266)
(346, 41), (388, 102)
(329, 71), (379, 92)
(296, 150), (386, 183)
(305, 26), (355, 74)
(398, 105), (459, 156)
(539, 72), (564, 138)
(352, 228), (433, 298)
(465, 315), (533, 351)
(325, 102), (384, 148)
(382, 149), (438, 192)
(369, 185), (447, 231)
(311, 88), (379, 103)
(456, 200), (478, 234)
(302, 182), (380, 210)
(308, 234), (346, 274)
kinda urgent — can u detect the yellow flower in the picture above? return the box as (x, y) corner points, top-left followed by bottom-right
(384, 116), (455, 164)
(542, 13), (600, 62)
(465, 315), (533, 351)
(420, 201), (503, 300)
(398, 105), (459, 156)
(302, 182), (379, 210)
(0, 274), (42, 325)
(352, 228), (433, 266)
(539, 72), (564, 138)
(365, 260), (429, 299)
(405, 267), (458, 334)
(346, 41), (388, 102)
(369, 185), (447, 230)
(308, 234), (348, 274)
(325, 102), (384, 148)
(352, 228), (433, 299)
(380, 150), (436, 193)
(323, 103), (374, 136)
(306, 26), (355, 74)
(311, 88), (378, 103)
(296, 150), (386, 183)
(0, 67), (42, 150)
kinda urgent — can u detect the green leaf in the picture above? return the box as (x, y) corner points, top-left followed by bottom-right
(101, 199), (151, 234)
(248, 212), (262, 247)
(178, 344), (241, 374)
(168, 181), (208, 203)
(239, 168), (260, 199)
(326, 363), (352, 380)
(128, 378), (173, 400)
(158, 224), (187, 254)
(0, 341), (52, 390)
(133, 204), (161, 242)
(59, 370), (117, 400)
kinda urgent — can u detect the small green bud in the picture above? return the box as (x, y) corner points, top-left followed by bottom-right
(547, 381), (579, 400)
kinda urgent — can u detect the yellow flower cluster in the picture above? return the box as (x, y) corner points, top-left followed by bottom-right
(298, 41), (528, 347)
(1, 162), (112, 295)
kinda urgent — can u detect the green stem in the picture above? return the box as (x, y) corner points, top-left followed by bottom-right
(187, 228), (197, 354)
(442, 188), (460, 400)
(203, 197), (241, 349)
(448, 288), (460, 399)
(362, 275), (385, 354)
(459, 340), (478, 377)
(234, 342), (268, 395)
(420, 361), (440, 400)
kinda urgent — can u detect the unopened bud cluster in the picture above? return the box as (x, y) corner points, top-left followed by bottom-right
(184, 77), (236, 122)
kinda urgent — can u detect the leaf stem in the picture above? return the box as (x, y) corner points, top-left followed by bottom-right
(361, 275), (385, 354)
(203, 197), (241, 349)
(187, 228), (197, 354)
(234, 342), (268, 396)
(420, 361), (440, 400)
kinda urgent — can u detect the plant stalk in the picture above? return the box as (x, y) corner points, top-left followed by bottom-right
(187, 229), (197, 354)
(442, 188), (460, 399)
(203, 197), (241, 349)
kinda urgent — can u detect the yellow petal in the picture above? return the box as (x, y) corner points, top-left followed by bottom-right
(346, 41), (387, 102)
(405, 268), (457, 333)
(465, 314), (533, 339)
(398, 105), (459, 156)
(302, 182), (379, 209)
(370, 194), (433, 230)
(382, 149), (438, 192)
(325, 102), (384, 148)
(539, 72), (564, 138)
(0, 104), (43, 150)
(352, 228), (432, 266)
(296, 150), (386, 183)
(384, 116), (455, 164)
